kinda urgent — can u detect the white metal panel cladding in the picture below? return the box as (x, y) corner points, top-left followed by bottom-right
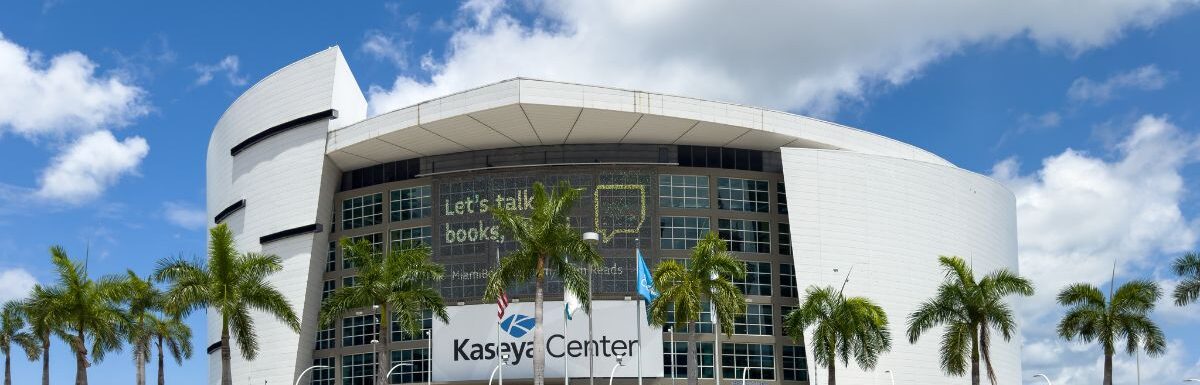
(780, 148), (1018, 385)
(433, 300), (664, 381)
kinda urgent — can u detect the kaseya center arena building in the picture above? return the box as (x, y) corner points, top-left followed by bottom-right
(206, 47), (1019, 385)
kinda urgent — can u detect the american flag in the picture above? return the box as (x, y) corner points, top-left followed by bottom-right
(496, 291), (510, 319)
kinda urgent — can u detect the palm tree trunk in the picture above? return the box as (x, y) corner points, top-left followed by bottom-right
(74, 328), (89, 385)
(686, 322), (697, 385)
(377, 304), (390, 385)
(157, 337), (165, 385)
(1103, 352), (1113, 385)
(136, 348), (146, 385)
(970, 328), (980, 385)
(220, 322), (233, 385)
(826, 362), (835, 385)
(533, 255), (546, 385)
(40, 334), (49, 385)
(5, 350), (12, 385)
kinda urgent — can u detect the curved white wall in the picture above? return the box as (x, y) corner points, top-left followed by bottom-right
(205, 46), (367, 385)
(780, 148), (1019, 385)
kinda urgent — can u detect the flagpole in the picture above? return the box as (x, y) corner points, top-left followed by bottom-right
(565, 302), (570, 385)
(496, 249), (502, 371)
(635, 241), (643, 385)
(588, 264), (595, 385)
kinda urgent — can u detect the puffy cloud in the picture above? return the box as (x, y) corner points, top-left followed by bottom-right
(367, 0), (1197, 116)
(1068, 65), (1174, 104)
(163, 201), (207, 230)
(35, 130), (149, 204)
(193, 55), (247, 86)
(0, 32), (147, 138)
(0, 268), (36, 303)
(362, 30), (410, 69)
(1025, 339), (1200, 384)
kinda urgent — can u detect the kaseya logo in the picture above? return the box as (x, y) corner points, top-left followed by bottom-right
(500, 314), (536, 338)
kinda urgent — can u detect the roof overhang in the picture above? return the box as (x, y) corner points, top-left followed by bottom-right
(326, 78), (951, 170)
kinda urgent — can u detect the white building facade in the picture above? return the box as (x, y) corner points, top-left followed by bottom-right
(205, 47), (1019, 385)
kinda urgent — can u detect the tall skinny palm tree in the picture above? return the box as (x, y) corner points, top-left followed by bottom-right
(118, 271), (162, 385)
(783, 286), (891, 385)
(482, 180), (603, 385)
(1173, 253), (1200, 306)
(150, 314), (192, 385)
(45, 246), (126, 385)
(647, 231), (746, 385)
(907, 255), (1033, 385)
(318, 239), (449, 385)
(1, 301), (40, 385)
(1057, 280), (1166, 385)
(21, 285), (64, 385)
(153, 224), (300, 385)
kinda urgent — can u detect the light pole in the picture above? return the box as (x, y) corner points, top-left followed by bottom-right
(583, 231), (599, 385)
(883, 370), (895, 385)
(488, 354), (511, 385)
(425, 330), (432, 385)
(740, 367), (749, 385)
(385, 363), (413, 383)
(293, 365), (330, 385)
(666, 325), (675, 385)
(609, 355), (627, 385)
(1033, 373), (1052, 385)
(372, 305), (382, 384)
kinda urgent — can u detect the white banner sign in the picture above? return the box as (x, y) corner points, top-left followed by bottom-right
(432, 300), (664, 381)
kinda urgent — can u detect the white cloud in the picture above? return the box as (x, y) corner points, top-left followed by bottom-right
(0, 268), (36, 304)
(1068, 65), (1174, 104)
(35, 130), (149, 204)
(193, 55), (247, 86)
(163, 201), (207, 230)
(367, 0), (1197, 116)
(1025, 339), (1200, 384)
(0, 32), (148, 138)
(362, 30), (410, 69)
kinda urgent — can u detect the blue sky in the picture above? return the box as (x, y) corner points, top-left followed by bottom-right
(1, 1), (1199, 384)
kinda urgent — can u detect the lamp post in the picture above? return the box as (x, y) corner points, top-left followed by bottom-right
(488, 354), (511, 385)
(293, 365), (330, 385)
(583, 231), (600, 385)
(425, 330), (432, 385)
(666, 325), (675, 385)
(883, 370), (894, 385)
(384, 363), (413, 383)
(740, 367), (749, 385)
(1033, 374), (1052, 385)
(609, 355), (627, 385)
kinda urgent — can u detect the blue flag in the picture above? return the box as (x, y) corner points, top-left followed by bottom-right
(636, 249), (659, 302)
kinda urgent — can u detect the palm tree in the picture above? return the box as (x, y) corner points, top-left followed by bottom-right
(153, 223), (300, 385)
(783, 286), (890, 385)
(1, 301), (40, 385)
(21, 285), (64, 385)
(906, 255), (1033, 385)
(1057, 280), (1166, 385)
(482, 180), (603, 385)
(318, 238), (449, 385)
(647, 231), (746, 385)
(1173, 253), (1200, 306)
(118, 271), (162, 385)
(44, 246), (126, 385)
(149, 314), (192, 385)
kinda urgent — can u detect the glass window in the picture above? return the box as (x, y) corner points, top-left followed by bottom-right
(341, 352), (375, 385)
(717, 178), (769, 213)
(697, 342), (715, 379)
(777, 182), (788, 214)
(782, 345), (809, 382)
(664, 302), (713, 334)
(327, 242), (337, 272)
(343, 233), (383, 269)
(342, 193), (384, 230)
(322, 280), (336, 301)
(312, 357), (335, 385)
(660, 216), (710, 250)
(390, 226), (431, 251)
(721, 343), (775, 380)
(659, 175), (710, 209)
(734, 262), (772, 296)
(718, 219), (770, 254)
(389, 348), (430, 384)
(780, 263), (798, 298)
(778, 223), (791, 256)
(735, 304), (773, 336)
(341, 315), (378, 347)
(391, 186), (432, 221)
(392, 309), (432, 342)
(315, 325), (335, 351)
(664, 341), (688, 378)
(342, 276), (358, 288)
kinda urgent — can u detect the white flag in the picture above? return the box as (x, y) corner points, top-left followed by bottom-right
(564, 288), (583, 320)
